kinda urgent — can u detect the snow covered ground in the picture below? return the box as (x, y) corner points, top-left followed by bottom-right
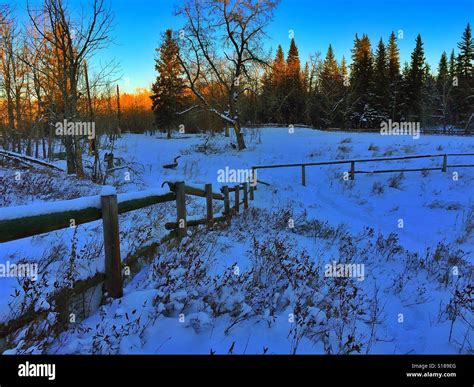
(1, 127), (473, 354)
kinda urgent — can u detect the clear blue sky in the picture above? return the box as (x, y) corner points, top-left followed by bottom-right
(16, 0), (474, 92)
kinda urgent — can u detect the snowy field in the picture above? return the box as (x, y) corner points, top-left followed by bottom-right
(1, 127), (473, 354)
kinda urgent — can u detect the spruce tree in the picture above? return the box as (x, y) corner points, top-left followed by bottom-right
(387, 31), (401, 120)
(302, 62), (311, 124)
(399, 62), (411, 119)
(373, 38), (390, 121)
(421, 64), (437, 127)
(457, 23), (474, 77)
(150, 29), (187, 138)
(319, 45), (344, 128)
(285, 38), (305, 124)
(405, 34), (425, 121)
(340, 56), (350, 128)
(449, 49), (457, 78)
(453, 23), (473, 128)
(436, 51), (451, 130)
(438, 52), (449, 85)
(349, 34), (377, 128)
(260, 45), (286, 123)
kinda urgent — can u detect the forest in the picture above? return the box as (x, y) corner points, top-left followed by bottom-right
(1, 0), (473, 177)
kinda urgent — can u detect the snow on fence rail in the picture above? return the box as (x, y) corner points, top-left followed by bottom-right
(0, 181), (253, 298)
(252, 153), (474, 186)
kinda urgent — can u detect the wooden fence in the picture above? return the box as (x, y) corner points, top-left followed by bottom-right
(252, 153), (474, 186)
(242, 124), (473, 136)
(0, 181), (253, 299)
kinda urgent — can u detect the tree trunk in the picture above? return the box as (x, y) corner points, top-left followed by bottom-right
(47, 126), (52, 161)
(74, 137), (85, 178)
(116, 85), (122, 136)
(64, 136), (76, 175)
(234, 123), (246, 150)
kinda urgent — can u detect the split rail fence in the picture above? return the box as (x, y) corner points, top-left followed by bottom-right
(252, 153), (474, 187)
(0, 181), (253, 299)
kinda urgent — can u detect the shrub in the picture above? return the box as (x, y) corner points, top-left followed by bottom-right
(388, 172), (405, 189)
(372, 181), (384, 195)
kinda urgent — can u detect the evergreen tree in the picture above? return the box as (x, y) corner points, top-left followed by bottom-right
(340, 56), (349, 83)
(150, 29), (187, 138)
(260, 45), (286, 123)
(302, 62), (312, 124)
(349, 34), (377, 128)
(421, 64), (437, 127)
(340, 56), (350, 128)
(399, 61), (411, 119)
(436, 51), (452, 130)
(405, 34), (425, 121)
(449, 49), (457, 78)
(387, 31), (401, 120)
(287, 38), (301, 75)
(457, 23), (474, 77)
(373, 38), (390, 121)
(453, 23), (473, 128)
(319, 45), (344, 127)
(284, 38), (305, 123)
(438, 52), (449, 85)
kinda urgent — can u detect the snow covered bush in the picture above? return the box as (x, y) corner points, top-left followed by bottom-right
(446, 282), (473, 347)
(147, 235), (214, 317)
(372, 181), (385, 195)
(387, 172), (405, 189)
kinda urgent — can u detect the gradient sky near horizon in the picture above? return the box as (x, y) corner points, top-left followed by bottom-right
(14, 0), (474, 92)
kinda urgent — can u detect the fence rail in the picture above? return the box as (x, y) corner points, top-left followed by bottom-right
(242, 124), (473, 136)
(252, 153), (474, 186)
(0, 181), (253, 299)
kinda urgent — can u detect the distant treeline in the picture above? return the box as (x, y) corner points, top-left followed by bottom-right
(151, 23), (473, 135)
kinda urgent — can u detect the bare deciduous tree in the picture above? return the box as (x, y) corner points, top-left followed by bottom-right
(25, 0), (113, 176)
(176, 0), (279, 150)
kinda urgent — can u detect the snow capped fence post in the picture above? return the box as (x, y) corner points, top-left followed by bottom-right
(175, 181), (187, 238)
(243, 182), (249, 209)
(442, 154), (448, 172)
(205, 183), (214, 226)
(223, 186), (231, 223)
(234, 185), (240, 213)
(100, 186), (123, 298)
(301, 165), (306, 186)
(252, 167), (257, 191)
(350, 161), (355, 180)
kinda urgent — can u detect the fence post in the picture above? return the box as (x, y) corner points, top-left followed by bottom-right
(442, 154), (448, 172)
(175, 181), (187, 238)
(101, 189), (123, 298)
(252, 167), (257, 191)
(205, 183), (213, 226)
(301, 165), (306, 186)
(249, 183), (254, 201)
(223, 185), (231, 223)
(350, 161), (355, 180)
(234, 185), (240, 213)
(243, 182), (249, 209)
